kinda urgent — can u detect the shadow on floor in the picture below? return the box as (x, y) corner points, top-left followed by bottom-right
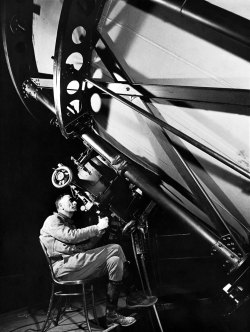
(1, 295), (250, 332)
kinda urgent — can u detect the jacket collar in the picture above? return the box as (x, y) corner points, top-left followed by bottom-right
(54, 212), (74, 224)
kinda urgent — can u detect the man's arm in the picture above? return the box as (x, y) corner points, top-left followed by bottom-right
(41, 215), (109, 244)
(75, 229), (106, 251)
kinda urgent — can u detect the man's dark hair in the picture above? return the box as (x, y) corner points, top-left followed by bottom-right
(55, 194), (68, 210)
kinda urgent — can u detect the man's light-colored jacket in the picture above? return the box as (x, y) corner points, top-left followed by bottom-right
(40, 212), (101, 277)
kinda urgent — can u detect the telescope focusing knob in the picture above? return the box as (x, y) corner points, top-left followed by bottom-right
(51, 165), (73, 188)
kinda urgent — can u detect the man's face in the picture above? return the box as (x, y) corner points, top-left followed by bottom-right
(59, 195), (77, 213)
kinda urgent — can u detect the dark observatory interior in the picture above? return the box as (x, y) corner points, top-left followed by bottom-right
(0, 40), (78, 312)
(1, 2), (250, 332)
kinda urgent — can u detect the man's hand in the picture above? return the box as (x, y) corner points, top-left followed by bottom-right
(97, 216), (109, 231)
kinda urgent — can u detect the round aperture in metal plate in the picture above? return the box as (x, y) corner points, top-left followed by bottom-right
(72, 26), (86, 44)
(90, 93), (102, 113)
(67, 80), (80, 95)
(66, 52), (83, 71)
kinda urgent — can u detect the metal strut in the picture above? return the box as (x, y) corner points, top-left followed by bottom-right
(85, 79), (250, 181)
(149, 0), (250, 47)
(81, 130), (245, 273)
(131, 232), (164, 332)
(22, 80), (56, 115)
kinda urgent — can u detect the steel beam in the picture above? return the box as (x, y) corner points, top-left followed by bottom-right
(105, 83), (250, 108)
(86, 79), (250, 180)
(23, 80), (56, 115)
(81, 130), (245, 272)
(153, 0), (250, 46)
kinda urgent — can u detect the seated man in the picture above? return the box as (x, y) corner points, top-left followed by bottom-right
(40, 193), (157, 327)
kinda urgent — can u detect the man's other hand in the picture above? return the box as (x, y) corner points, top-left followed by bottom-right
(97, 216), (109, 231)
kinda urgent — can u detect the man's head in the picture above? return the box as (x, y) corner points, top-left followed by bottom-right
(55, 194), (77, 217)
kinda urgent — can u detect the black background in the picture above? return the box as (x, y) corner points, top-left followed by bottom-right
(0, 33), (82, 312)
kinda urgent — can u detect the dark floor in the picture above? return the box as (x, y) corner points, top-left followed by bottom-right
(1, 294), (250, 332)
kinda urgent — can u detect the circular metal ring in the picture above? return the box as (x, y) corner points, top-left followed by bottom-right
(51, 165), (73, 188)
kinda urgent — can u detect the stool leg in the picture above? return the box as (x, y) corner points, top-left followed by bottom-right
(40, 283), (55, 332)
(82, 284), (92, 332)
(54, 297), (63, 326)
(91, 284), (99, 325)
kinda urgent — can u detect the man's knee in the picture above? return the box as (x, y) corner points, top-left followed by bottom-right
(107, 256), (124, 281)
(107, 244), (126, 260)
(107, 256), (124, 270)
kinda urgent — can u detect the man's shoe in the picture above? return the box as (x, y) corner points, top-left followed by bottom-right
(126, 291), (158, 309)
(106, 310), (136, 327)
